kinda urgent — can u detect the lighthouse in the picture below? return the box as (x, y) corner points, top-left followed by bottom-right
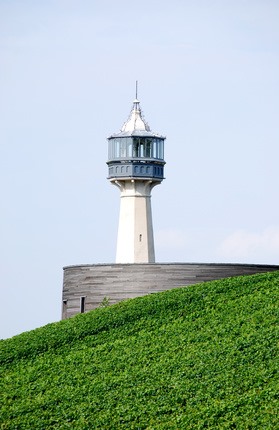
(62, 91), (279, 320)
(107, 91), (166, 263)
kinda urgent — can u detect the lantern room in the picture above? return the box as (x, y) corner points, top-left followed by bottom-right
(107, 98), (166, 181)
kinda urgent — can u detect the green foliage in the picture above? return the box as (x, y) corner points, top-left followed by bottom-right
(1, 271), (279, 429)
(99, 296), (111, 308)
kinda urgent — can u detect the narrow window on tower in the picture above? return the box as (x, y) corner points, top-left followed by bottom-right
(139, 234), (142, 242)
(80, 296), (86, 313)
(62, 299), (67, 319)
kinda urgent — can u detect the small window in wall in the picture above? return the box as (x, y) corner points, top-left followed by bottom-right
(80, 296), (86, 314)
(62, 299), (67, 318)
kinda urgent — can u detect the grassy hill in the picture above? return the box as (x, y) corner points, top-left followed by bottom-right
(1, 271), (278, 429)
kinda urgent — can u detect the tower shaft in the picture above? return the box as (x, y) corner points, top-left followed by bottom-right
(114, 180), (158, 263)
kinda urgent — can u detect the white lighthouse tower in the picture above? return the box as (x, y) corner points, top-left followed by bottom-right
(107, 90), (166, 263)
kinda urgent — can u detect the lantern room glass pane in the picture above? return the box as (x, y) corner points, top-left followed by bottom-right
(145, 138), (152, 158)
(133, 138), (139, 157)
(120, 139), (126, 157)
(127, 138), (132, 157)
(156, 138), (164, 159)
(139, 141), (145, 157)
(157, 140), (160, 159)
(152, 139), (157, 158)
(108, 136), (164, 160)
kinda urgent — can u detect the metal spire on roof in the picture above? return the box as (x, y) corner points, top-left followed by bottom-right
(109, 84), (165, 139)
(121, 82), (150, 133)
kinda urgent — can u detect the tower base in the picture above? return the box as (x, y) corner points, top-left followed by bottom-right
(61, 262), (279, 319)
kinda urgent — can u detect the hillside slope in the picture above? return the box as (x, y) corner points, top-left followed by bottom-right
(1, 272), (279, 429)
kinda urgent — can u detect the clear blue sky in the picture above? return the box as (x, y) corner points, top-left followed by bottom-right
(1, 0), (279, 339)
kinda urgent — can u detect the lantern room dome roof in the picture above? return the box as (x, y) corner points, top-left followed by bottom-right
(121, 99), (150, 133)
(109, 98), (165, 139)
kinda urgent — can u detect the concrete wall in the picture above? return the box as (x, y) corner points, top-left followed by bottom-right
(62, 262), (279, 319)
